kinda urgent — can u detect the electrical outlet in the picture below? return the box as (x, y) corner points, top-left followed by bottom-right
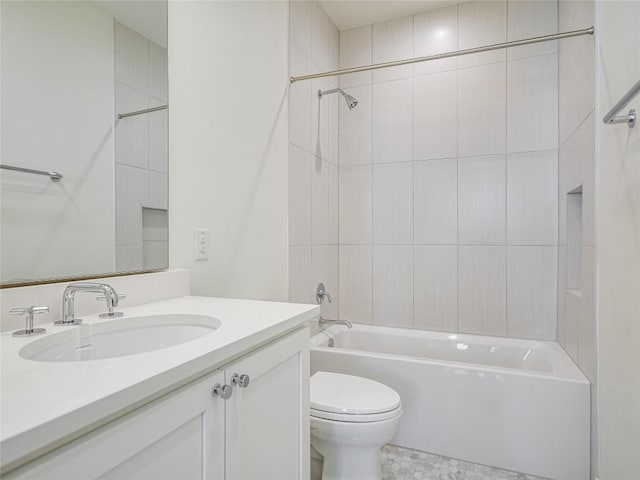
(194, 228), (209, 260)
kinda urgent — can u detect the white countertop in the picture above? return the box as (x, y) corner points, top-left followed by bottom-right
(0, 296), (319, 470)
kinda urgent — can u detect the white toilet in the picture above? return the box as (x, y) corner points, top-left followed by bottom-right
(310, 372), (403, 480)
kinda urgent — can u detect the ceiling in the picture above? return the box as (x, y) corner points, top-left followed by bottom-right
(318, 0), (460, 31)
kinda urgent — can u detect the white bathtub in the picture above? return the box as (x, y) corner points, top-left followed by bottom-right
(311, 324), (590, 480)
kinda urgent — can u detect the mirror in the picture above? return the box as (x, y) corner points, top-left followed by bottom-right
(0, 1), (168, 287)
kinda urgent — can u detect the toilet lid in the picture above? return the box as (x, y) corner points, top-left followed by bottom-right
(310, 372), (401, 415)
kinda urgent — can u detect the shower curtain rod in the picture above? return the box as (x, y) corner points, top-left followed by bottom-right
(290, 27), (594, 83)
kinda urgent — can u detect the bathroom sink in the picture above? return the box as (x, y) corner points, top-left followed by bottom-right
(19, 314), (221, 362)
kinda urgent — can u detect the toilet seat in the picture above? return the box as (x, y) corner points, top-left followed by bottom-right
(310, 372), (402, 423)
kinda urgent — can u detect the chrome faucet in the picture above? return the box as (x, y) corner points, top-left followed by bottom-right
(58, 282), (120, 325)
(319, 317), (352, 329)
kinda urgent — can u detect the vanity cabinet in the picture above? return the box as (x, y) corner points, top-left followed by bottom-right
(6, 327), (309, 480)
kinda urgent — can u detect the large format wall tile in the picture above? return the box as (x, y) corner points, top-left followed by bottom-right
(414, 159), (457, 244)
(458, 1), (507, 68)
(339, 245), (373, 323)
(312, 245), (339, 319)
(414, 245), (457, 331)
(413, 71), (457, 161)
(116, 164), (148, 246)
(373, 79), (413, 164)
(149, 42), (168, 101)
(373, 163), (413, 244)
(458, 246), (507, 336)
(289, 44), (312, 152)
(290, 0), (312, 58)
(507, 246), (558, 340)
(312, 157), (330, 244)
(558, 0), (594, 144)
(339, 25), (372, 88)
(339, 165), (372, 244)
(339, 85), (372, 166)
(507, 150), (558, 245)
(458, 155), (506, 245)
(311, 1), (329, 71)
(289, 246), (312, 304)
(413, 5), (458, 76)
(116, 83), (148, 169)
(288, 145), (312, 246)
(458, 63), (507, 157)
(372, 16), (413, 83)
(115, 22), (149, 91)
(312, 76), (330, 161)
(507, 54), (558, 153)
(373, 245), (413, 327)
(507, 0), (558, 60)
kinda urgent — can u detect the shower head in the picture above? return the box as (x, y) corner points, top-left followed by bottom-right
(344, 94), (358, 110)
(318, 88), (359, 110)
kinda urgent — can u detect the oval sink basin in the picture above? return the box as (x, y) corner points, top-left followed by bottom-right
(20, 314), (221, 362)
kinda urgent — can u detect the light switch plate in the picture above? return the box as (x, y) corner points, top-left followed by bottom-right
(194, 228), (209, 260)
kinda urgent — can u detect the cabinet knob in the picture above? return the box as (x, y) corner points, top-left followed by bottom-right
(211, 383), (233, 399)
(231, 373), (250, 388)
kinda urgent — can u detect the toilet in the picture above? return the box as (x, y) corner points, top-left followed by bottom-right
(310, 372), (403, 480)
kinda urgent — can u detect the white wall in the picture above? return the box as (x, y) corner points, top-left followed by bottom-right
(315, 0), (560, 340)
(596, 1), (640, 478)
(168, 1), (289, 301)
(0, 1), (115, 283)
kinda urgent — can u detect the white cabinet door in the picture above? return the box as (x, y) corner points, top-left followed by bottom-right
(7, 371), (226, 480)
(224, 328), (309, 480)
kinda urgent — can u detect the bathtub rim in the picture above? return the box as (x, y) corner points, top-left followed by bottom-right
(311, 323), (589, 384)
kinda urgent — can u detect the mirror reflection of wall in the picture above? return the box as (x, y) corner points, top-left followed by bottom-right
(114, 21), (168, 272)
(0, 1), (168, 286)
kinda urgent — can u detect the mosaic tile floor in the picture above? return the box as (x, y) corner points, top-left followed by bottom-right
(381, 445), (548, 480)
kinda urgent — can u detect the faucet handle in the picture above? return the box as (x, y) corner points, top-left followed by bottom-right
(96, 293), (126, 301)
(96, 293), (125, 318)
(11, 306), (48, 337)
(315, 283), (332, 305)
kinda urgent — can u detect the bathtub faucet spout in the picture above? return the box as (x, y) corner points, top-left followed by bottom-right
(319, 317), (352, 329)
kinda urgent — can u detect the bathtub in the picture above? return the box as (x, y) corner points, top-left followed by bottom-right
(311, 324), (590, 480)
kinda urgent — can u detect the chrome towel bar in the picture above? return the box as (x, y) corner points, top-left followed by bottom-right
(602, 79), (639, 128)
(117, 104), (168, 119)
(0, 164), (63, 182)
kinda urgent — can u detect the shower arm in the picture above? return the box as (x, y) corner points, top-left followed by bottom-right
(318, 88), (345, 99)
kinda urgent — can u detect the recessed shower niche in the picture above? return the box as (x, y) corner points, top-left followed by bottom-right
(567, 188), (583, 292)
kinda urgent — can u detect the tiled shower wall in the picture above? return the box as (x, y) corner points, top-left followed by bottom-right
(288, 2), (340, 320)
(336, 1), (559, 340)
(557, 1), (596, 476)
(115, 22), (169, 272)
(557, 0), (596, 384)
(289, 1), (561, 341)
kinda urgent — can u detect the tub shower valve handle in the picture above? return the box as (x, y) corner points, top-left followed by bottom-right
(10, 306), (48, 337)
(231, 373), (250, 388)
(212, 383), (233, 399)
(96, 293), (126, 318)
(316, 283), (332, 305)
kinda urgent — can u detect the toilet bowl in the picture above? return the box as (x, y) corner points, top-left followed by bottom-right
(310, 372), (402, 480)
